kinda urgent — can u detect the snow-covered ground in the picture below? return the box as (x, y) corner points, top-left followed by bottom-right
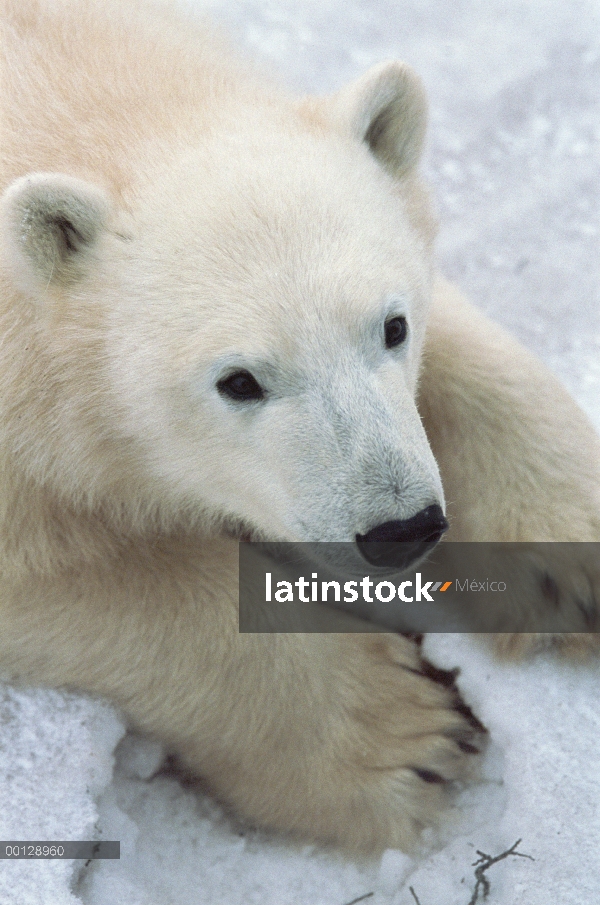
(1, 1), (599, 903)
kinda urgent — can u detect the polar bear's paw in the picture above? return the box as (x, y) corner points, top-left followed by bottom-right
(486, 543), (600, 657)
(190, 633), (485, 854)
(293, 633), (486, 853)
(326, 636), (485, 850)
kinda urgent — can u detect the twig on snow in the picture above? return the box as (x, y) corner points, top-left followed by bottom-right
(467, 838), (534, 905)
(407, 838), (534, 905)
(342, 893), (374, 905)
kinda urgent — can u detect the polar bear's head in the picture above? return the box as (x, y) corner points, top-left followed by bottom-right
(0, 62), (445, 565)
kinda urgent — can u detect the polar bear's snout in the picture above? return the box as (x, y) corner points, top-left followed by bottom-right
(356, 503), (448, 569)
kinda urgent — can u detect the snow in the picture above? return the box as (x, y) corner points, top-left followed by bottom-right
(0, 688), (125, 905)
(1, 0), (599, 903)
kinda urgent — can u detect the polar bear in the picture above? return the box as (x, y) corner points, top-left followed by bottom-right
(0, 0), (599, 854)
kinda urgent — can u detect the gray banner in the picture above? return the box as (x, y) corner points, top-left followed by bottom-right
(0, 841), (120, 859)
(239, 542), (600, 633)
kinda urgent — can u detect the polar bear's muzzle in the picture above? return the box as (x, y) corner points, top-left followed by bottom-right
(356, 503), (448, 569)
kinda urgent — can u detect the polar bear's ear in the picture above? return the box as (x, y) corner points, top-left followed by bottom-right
(326, 61), (428, 178)
(0, 173), (110, 292)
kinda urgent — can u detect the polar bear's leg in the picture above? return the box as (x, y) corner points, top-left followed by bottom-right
(0, 534), (483, 853)
(180, 628), (485, 853)
(418, 276), (600, 652)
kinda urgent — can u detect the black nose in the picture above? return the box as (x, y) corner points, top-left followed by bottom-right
(356, 504), (448, 570)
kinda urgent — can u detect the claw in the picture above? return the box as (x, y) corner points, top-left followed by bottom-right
(452, 699), (487, 735)
(399, 632), (424, 647)
(456, 739), (480, 755)
(413, 768), (446, 784)
(541, 572), (560, 606)
(418, 660), (461, 688)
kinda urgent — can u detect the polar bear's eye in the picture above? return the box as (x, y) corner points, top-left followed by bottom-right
(384, 316), (408, 348)
(217, 369), (265, 402)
